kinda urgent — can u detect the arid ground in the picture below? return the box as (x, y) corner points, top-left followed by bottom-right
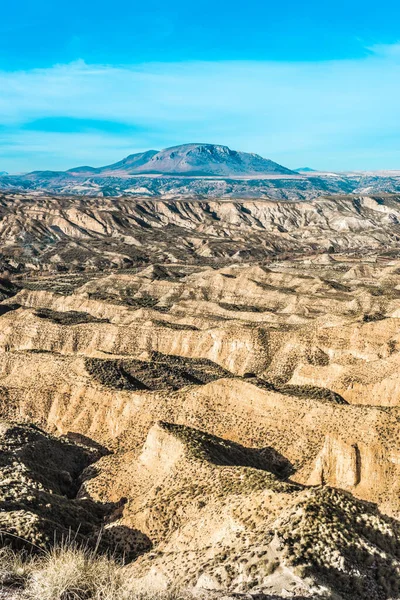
(0, 192), (400, 599)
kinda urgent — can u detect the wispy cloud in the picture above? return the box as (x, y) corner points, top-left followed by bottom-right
(1, 46), (400, 172)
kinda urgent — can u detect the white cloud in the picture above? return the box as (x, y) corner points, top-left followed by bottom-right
(0, 45), (400, 171)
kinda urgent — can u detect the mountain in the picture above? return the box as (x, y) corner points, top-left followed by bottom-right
(2, 144), (400, 199)
(294, 167), (317, 173)
(68, 143), (296, 177)
(0, 171), (8, 176)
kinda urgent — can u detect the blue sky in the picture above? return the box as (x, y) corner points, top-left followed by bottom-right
(1, 0), (400, 172)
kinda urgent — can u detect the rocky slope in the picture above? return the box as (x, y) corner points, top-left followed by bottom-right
(0, 422), (109, 550)
(111, 421), (400, 599)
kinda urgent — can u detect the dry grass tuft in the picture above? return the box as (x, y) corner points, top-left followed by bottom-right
(0, 541), (187, 600)
(0, 546), (34, 588)
(24, 544), (125, 600)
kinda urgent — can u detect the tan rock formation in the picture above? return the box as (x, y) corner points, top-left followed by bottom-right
(0, 225), (400, 598)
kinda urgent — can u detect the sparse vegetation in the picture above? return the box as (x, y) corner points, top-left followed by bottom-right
(278, 487), (400, 600)
(0, 542), (190, 600)
(84, 353), (233, 391)
(24, 544), (126, 600)
(35, 308), (109, 326)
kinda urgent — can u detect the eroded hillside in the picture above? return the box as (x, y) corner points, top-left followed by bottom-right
(1, 249), (400, 599)
(1, 192), (400, 273)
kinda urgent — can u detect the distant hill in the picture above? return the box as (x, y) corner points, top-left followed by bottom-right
(294, 167), (318, 173)
(0, 171), (8, 176)
(67, 144), (295, 177)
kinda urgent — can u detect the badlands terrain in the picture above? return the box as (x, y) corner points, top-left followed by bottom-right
(0, 190), (400, 598)
(2, 192), (400, 273)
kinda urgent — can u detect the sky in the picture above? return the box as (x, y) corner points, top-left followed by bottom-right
(1, 0), (400, 173)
